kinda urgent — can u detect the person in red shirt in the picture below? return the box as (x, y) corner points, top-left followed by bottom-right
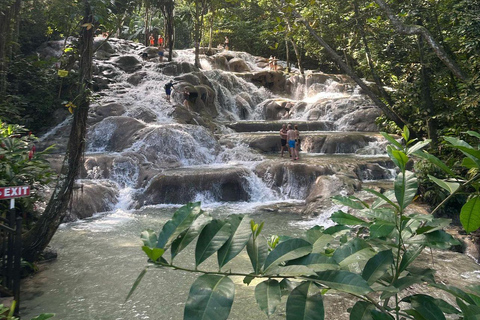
(158, 35), (164, 46)
(149, 34), (155, 46)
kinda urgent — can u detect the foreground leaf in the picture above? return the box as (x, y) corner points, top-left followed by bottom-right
(394, 171), (418, 210)
(218, 215), (252, 268)
(195, 220), (231, 267)
(171, 214), (212, 259)
(286, 281), (324, 320)
(460, 196), (480, 233)
(362, 250), (393, 285)
(247, 235), (268, 274)
(184, 275), (235, 320)
(125, 268), (147, 302)
(263, 238), (312, 272)
(255, 279), (282, 316)
(350, 301), (374, 320)
(315, 270), (372, 295)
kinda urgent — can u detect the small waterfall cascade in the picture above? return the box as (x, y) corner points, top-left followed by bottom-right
(39, 37), (394, 219)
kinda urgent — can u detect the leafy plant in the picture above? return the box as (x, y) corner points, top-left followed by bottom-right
(128, 127), (480, 320)
(415, 131), (480, 233)
(0, 121), (55, 215)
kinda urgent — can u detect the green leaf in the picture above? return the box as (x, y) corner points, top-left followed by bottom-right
(365, 189), (399, 211)
(413, 150), (456, 176)
(466, 131), (480, 140)
(380, 132), (403, 149)
(247, 235), (268, 274)
(255, 279), (282, 316)
(331, 195), (365, 209)
(333, 238), (375, 268)
(428, 175), (460, 194)
(362, 250), (393, 285)
(195, 220), (232, 267)
(30, 314), (56, 320)
(456, 298), (480, 320)
(265, 265), (317, 276)
(394, 171), (418, 210)
(184, 275), (235, 320)
(171, 214), (212, 259)
(444, 137), (480, 167)
(371, 310), (394, 320)
(323, 225), (351, 236)
(407, 140), (431, 155)
(287, 253), (339, 272)
(218, 215), (252, 268)
(330, 211), (369, 226)
(243, 275), (255, 285)
(125, 268), (147, 302)
(431, 283), (477, 305)
(286, 281), (324, 320)
(404, 294), (446, 320)
(369, 222), (395, 238)
(141, 246), (165, 262)
(157, 202), (203, 249)
(264, 238), (312, 272)
(350, 301), (374, 320)
(315, 270), (372, 295)
(387, 147), (409, 172)
(399, 245), (425, 273)
(460, 196), (480, 233)
(140, 230), (157, 248)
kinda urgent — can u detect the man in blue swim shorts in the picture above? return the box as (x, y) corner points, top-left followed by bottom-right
(287, 124), (299, 160)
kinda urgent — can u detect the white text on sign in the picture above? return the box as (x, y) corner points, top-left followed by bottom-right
(0, 186), (31, 200)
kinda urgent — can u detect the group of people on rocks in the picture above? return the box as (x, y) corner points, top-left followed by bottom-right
(280, 123), (300, 160)
(269, 56), (278, 70)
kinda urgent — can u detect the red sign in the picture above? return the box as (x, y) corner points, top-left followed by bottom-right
(0, 186), (30, 200)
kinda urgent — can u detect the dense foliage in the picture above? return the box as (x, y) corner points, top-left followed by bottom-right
(129, 130), (480, 320)
(0, 121), (55, 218)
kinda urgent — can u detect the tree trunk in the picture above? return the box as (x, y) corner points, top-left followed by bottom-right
(353, 0), (394, 107)
(160, 0), (174, 62)
(22, 0), (95, 263)
(208, 8), (214, 51)
(144, 1), (150, 46)
(193, 0), (206, 68)
(0, 0), (21, 95)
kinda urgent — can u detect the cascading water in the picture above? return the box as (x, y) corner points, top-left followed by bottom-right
(21, 38), (478, 320)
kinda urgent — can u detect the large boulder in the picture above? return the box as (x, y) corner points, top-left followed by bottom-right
(65, 180), (118, 221)
(238, 71), (287, 94)
(87, 116), (146, 152)
(112, 55), (142, 73)
(137, 167), (251, 205)
(228, 58), (250, 72)
(88, 103), (127, 125)
(161, 61), (199, 76)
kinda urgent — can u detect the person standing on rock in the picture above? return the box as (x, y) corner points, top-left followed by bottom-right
(164, 80), (174, 102)
(287, 124), (299, 160)
(294, 124), (300, 159)
(158, 44), (165, 62)
(149, 33), (155, 46)
(224, 36), (229, 50)
(280, 124), (290, 157)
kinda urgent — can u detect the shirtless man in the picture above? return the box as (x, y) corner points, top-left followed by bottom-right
(287, 124), (299, 160)
(280, 124), (290, 157)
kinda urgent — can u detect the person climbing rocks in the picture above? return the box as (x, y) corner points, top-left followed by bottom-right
(224, 36), (229, 50)
(149, 34), (155, 46)
(158, 44), (165, 62)
(269, 56), (273, 70)
(183, 89), (190, 108)
(280, 124), (290, 157)
(164, 80), (174, 102)
(287, 124), (299, 160)
(273, 56), (278, 70)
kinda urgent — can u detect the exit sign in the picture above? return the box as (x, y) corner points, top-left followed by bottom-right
(0, 186), (30, 200)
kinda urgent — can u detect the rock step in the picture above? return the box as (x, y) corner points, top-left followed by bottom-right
(225, 120), (335, 132)
(219, 131), (387, 155)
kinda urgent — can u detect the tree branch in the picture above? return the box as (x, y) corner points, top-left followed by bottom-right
(374, 0), (469, 82)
